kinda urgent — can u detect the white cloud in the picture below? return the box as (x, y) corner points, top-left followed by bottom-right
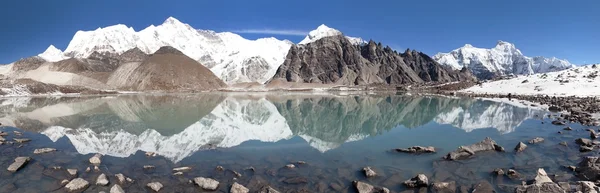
(232, 29), (308, 36)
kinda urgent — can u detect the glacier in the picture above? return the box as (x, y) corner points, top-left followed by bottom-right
(433, 41), (574, 79)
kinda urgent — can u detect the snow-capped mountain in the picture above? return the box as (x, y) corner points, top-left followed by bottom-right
(51, 17), (294, 84)
(38, 45), (68, 62)
(298, 24), (366, 45)
(433, 41), (574, 79)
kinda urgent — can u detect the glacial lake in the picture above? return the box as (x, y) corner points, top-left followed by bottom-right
(0, 93), (594, 192)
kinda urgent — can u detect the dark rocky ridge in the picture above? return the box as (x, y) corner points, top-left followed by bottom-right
(269, 35), (476, 85)
(12, 56), (47, 72)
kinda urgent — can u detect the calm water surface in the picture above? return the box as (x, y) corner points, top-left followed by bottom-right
(0, 93), (595, 192)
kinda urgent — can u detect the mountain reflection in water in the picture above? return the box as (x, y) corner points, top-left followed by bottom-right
(0, 93), (545, 162)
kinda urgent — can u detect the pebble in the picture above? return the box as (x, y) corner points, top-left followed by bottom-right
(363, 167), (377, 177)
(33, 148), (56, 154)
(145, 152), (157, 157)
(285, 164), (296, 169)
(144, 165), (155, 170)
(172, 166), (192, 172)
(173, 172), (183, 176)
(115, 173), (127, 184)
(7, 157), (30, 172)
(147, 182), (163, 192)
(14, 138), (30, 143)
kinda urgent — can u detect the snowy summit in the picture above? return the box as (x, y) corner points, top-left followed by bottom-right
(299, 24), (366, 45)
(433, 41), (574, 79)
(37, 45), (67, 62)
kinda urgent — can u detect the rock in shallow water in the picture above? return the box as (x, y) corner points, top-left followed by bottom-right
(533, 168), (553, 185)
(515, 142), (528, 152)
(89, 154), (102, 165)
(172, 166), (192, 172)
(259, 186), (281, 193)
(231, 182), (249, 193)
(97, 173), (109, 186)
(363, 167), (377, 177)
(33, 148), (56, 154)
(7, 157), (30, 172)
(14, 138), (30, 143)
(147, 182), (163, 192)
(396, 146), (436, 153)
(404, 174), (428, 188)
(580, 145), (594, 152)
(194, 177), (219, 190)
(67, 169), (77, 176)
(110, 184), (125, 193)
(431, 181), (456, 193)
(576, 138), (593, 146)
(528, 137), (545, 144)
(353, 181), (390, 193)
(444, 137), (504, 160)
(65, 178), (89, 192)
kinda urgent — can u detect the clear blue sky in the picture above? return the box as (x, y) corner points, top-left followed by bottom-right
(1, 0), (598, 64)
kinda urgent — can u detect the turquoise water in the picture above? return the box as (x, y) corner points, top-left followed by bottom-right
(0, 93), (593, 192)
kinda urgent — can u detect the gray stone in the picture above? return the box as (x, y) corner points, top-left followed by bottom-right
(533, 168), (553, 185)
(110, 184), (125, 193)
(7, 157), (30, 172)
(64, 178), (89, 192)
(515, 142), (528, 152)
(576, 157), (600, 181)
(576, 138), (593, 146)
(353, 181), (390, 193)
(33, 148), (56, 154)
(580, 145), (593, 152)
(444, 137), (504, 160)
(404, 174), (429, 188)
(230, 182), (249, 193)
(0, 136), (6, 142)
(115, 173), (128, 184)
(285, 164), (295, 169)
(472, 181), (494, 193)
(67, 169), (77, 176)
(259, 186), (281, 193)
(14, 138), (30, 143)
(145, 152), (157, 157)
(363, 167), (377, 177)
(493, 168), (505, 175)
(97, 173), (109, 186)
(515, 183), (564, 193)
(143, 165), (155, 170)
(592, 130), (598, 140)
(528, 137), (545, 144)
(194, 177), (219, 190)
(577, 181), (598, 193)
(396, 146), (436, 153)
(172, 166), (192, 172)
(89, 153), (102, 165)
(173, 172), (183, 176)
(147, 182), (162, 192)
(431, 181), (456, 193)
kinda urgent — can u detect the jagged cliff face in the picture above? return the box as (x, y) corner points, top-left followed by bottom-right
(269, 36), (476, 85)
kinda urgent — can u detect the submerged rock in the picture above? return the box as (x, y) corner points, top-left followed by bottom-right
(472, 181), (494, 193)
(110, 184), (125, 193)
(145, 152), (157, 157)
(363, 167), (377, 177)
(14, 138), (30, 143)
(33, 148), (56, 154)
(147, 182), (163, 192)
(431, 181), (456, 193)
(115, 173), (129, 184)
(552, 120), (566, 125)
(285, 164), (295, 169)
(493, 168), (505, 176)
(194, 177), (219, 190)
(564, 127), (573, 131)
(0, 131), (7, 136)
(231, 182), (249, 193)
(7, 157), (30, 172)
(65, 178), (89, 192)
(353, 181), (390, 193)
(97, 173), (109, 186)
(404, 174), (428, 188)
(528, 137), (545, 144)
(507, 169), (523, 180)
(515, 142), (528, 152)
(592, 130), (598, 139)
(395, 146), (436, 153)
(580, 145), (594, 152)
(576, 138), (594, 146)
(89, 154), (102, 165)
(144, 165), (155, 170)
(444, 137), (504, 160)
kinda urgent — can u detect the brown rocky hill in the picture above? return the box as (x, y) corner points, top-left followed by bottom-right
(269, 35), (476, 85)
(107, 46), (226, 91)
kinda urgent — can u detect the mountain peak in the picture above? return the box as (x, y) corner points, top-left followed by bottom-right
(494, 40), (515, 48)
(163, 16), (183, 25)
(37, 45), (66, 62)
(298, 24), (342, 45)
(463, 44), (474, 48)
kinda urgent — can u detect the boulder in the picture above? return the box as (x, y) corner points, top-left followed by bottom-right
(404, 174), (429, 188)
(146, 182), (163, 192)
(444, 137), (504, 160)
(110, 184), (125, 193)
(533, 168), (553, 185)
(396, 146), (436, 153)
(528, 137), (545, 144)
(7, 157), (30, 172)
(576, 138), (593, 146)
(194, 177), (219, 190)
(515, 142), (528, 152)
(575, 157), (600, 181)
(33, 148), (56, 154)
(230, 182), (249, 193)
(431, 181), (456, 193)
(580, 145), (594, 152)
(576, 181), (598, 193)
(97, 173), (109, 186)
(515, 183), (564, 193)
(363, 167), (377, 177)
(64, 178), (89, 192)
